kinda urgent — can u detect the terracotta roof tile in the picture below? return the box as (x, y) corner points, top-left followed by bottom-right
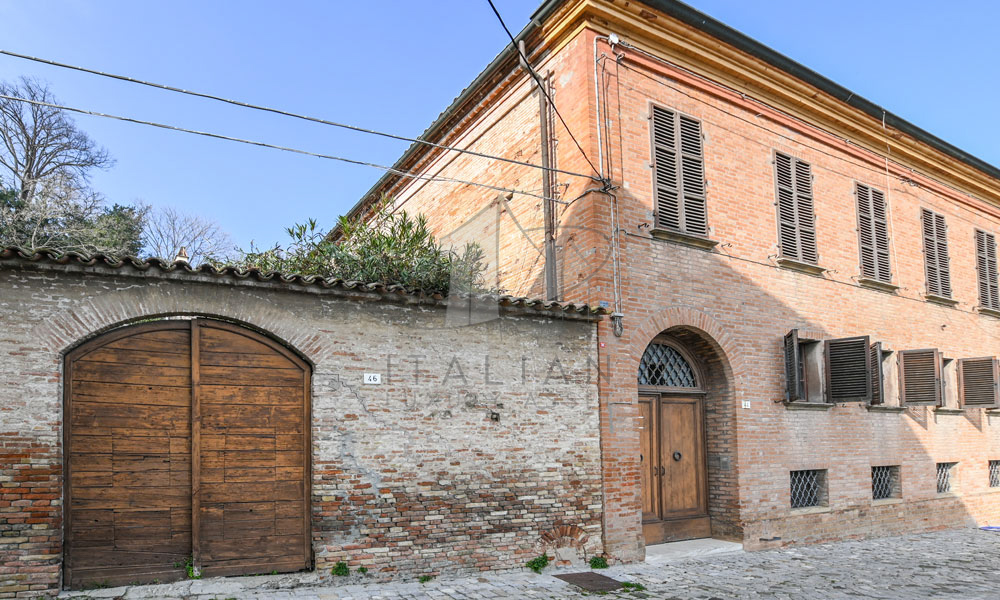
(0, 246), (605, 319)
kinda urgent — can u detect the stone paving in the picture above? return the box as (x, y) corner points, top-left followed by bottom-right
(60, 528), (1000, 599)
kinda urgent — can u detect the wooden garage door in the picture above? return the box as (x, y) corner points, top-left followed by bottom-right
(65, 319), (310, 589)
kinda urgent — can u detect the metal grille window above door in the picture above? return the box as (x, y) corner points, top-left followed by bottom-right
(856, 183), (892, 283)
(774, 152), (818, 264)
(650, 105), (708, 236)
(921, 208), (952, 299)
(638, 343), (697, 388)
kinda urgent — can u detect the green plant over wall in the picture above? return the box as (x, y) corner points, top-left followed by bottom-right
(526, 553), (550, 574)
(218, 197), (489, 295)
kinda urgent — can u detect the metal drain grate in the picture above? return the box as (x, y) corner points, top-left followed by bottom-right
(553, 572), (624, 592)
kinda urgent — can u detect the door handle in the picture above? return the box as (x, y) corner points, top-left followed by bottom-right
(673, 451), (682, 462)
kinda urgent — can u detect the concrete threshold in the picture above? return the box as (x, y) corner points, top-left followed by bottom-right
(644, 537), (744, 563)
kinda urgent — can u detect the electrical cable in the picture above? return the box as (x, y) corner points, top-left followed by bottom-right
(0, 48), (599, 183)
(0, 94), (568, 206)
(484, 0), (604, 180)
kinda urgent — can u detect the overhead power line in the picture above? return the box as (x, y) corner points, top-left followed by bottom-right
(0, 48), (599, 183)
(484, 0), (605, 180)
(0, 94), (568, 205)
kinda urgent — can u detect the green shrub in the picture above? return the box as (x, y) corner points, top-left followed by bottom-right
(331, 561), (350, 577)
(418, 575), (434, 583)
(219, 198), (489, 295)
(589, 555), (609, 569)
(526, 553), (550, 574)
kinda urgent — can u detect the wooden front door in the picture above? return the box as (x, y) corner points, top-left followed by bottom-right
(64, 319), (310, 589)
(639, 394), (710, 544)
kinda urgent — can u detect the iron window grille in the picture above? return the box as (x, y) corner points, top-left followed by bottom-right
(936, 462), (957, 494)
(790, 469), (826, 508)
(989, 461), (1000, 488)
(638, 343), (697, 387)
(872, 465), (900, 500)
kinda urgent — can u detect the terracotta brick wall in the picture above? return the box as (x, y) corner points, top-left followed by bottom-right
(381, 23), (1000, 560)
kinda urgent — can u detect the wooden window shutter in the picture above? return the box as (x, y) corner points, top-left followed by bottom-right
(856, 183), (892, 283)
(899, 348), (942, 406)
(651, 105), (707, 236)
(774, 152), (817, 263)
(975, 230), (1000, 310)
(921, 208), (952, 298)
(824, 336), (872, 403)
(959, 357), (1000, 408)
(870, 342), (884, 405)
(784, 329), (803, 402)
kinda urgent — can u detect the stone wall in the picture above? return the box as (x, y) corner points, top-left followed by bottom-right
(0, 258), (603, 597)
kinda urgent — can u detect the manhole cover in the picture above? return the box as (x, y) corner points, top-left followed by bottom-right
(553, 572), (624, 592)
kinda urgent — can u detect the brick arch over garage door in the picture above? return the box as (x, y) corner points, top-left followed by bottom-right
(64, 318), (311, 589)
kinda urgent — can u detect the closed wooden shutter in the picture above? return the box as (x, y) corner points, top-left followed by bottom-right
(651, 105), (707, 236)
(899, 348), (942, 406)
(774, 152), (817, 263)
(959, 357), (999, 408)
(975, 230), (1000, 310)
(824, 336), (871, 403)
(784, 329), (803, 402)
(856, 183), (891, 282)
(921, 208), (952, 298)
(870, 342), (884, 405)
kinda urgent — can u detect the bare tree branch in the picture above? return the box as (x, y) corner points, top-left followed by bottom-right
(0, 77), (113, 203)
(142, 206), (233, 265)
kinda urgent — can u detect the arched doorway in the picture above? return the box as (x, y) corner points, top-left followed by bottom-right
(637, 336), (710, 545)
(64, 318), (311, 589)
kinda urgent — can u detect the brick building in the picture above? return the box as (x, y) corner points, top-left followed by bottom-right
(346, 0), (1000, 561)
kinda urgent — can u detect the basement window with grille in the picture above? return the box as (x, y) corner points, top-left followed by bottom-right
(872, 465), (901, 501)
(790, 469), (827, 509)
(990, 461), (1000, 488)
(936, 462), (957, 494)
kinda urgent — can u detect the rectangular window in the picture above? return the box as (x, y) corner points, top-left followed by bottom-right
(921, 208), (952, 298)
(856, 183), (891, 283)
(872, 465), (901, 500)
(824, 336), (872, 403)
(959, 357), (1000, 408)
(975, 230), (1000, 311)
(650, 105), (707, 236)
(990, 461), (1000, 488)
(790, 469), (827, 508)
(936, 462), (957, 494)
(899, 348), (942, 406)
(774, 152), (818, 264)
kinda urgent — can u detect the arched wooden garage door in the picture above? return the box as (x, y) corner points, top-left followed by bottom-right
(65, 319), (310, 589)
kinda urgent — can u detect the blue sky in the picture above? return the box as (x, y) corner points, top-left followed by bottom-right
(1, 1), (997, 251)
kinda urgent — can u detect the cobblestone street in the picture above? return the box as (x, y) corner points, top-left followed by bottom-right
(60, 528), (1000, 599)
